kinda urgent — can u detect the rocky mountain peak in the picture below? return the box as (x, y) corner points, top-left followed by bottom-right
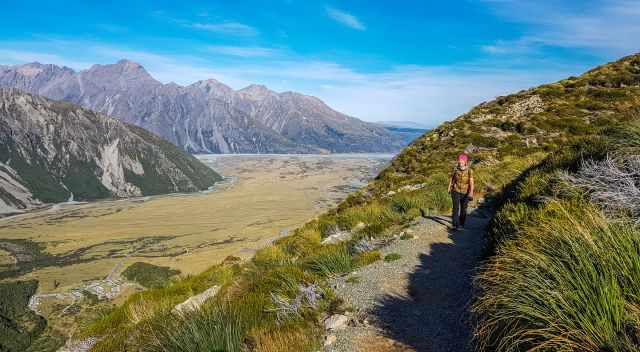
(84, 59), (158, 85)
(191, 78), (234, 96)
(237, 84), (276, 100)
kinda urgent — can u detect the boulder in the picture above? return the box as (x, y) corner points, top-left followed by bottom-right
(57, 337), (99, 352)
(324, 314), (349, 330)
(321, 231), (352, 245)
(172, 285), (220, 315)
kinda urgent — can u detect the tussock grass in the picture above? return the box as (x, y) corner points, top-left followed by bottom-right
(334, 201), (402, 234)
(473, 201), (640, 352)
(246, 324), (320, 352)
(273, 228), (321, 257)
(305, 244), (354, 277)
(143, 298), (257, 352)
(353, 250), (382, 267)
(253, 246), (293, 268)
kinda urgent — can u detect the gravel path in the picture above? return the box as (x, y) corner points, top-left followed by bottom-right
(324, 208), (492, 352)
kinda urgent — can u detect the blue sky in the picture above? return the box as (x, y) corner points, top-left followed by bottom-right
(1, 1), (638, 126)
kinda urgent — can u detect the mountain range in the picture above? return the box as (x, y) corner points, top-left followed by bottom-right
(0, 60), (409, 154)
(0, 88), (222, 215)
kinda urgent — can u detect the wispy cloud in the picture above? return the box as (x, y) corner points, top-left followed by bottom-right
(326, 7), (366, 31)
(483, 0), (640, 55)
(207, 46), (282, 57)
(189, 22), (258, 36)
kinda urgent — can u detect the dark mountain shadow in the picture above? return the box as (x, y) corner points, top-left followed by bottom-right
(370, 210), (491, 352)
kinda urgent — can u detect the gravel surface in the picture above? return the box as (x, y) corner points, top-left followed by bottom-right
(324, 208), (492, 352)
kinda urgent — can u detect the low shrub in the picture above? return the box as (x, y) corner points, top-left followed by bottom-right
(384, 253), (402, 262)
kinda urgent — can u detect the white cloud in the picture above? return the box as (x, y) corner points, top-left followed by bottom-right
(483, 0), (640, 55)
(189, 22), (258, 36)
(326, 7), (366, 31)
(207, 46), (282, 57)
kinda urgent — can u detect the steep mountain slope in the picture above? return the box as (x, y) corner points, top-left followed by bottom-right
(0, 88), (222, 214)
(0, 60), (407, 154)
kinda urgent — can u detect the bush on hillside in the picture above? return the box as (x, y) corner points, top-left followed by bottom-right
(122, 262), (180, 288)
(562, 155), (640, 221)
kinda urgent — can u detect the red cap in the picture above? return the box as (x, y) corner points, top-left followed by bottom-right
(457, 153), (469, 163)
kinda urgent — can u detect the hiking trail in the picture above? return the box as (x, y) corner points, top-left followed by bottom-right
(324, 208), (492, 352)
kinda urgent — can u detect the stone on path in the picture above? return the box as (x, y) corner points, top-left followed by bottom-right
(324, 334), (337, 346)
(324, 314), (350, 330)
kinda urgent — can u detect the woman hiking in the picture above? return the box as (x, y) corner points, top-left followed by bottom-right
(448, 153), (474, 230)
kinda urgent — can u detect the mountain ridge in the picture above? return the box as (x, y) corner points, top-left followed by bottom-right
(0, 88), (222, 214)
(0, 60), (408, 154)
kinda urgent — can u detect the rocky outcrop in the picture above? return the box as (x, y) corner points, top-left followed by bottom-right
(0, 89), (222, 213)
(172, 285), (220, 315)
(0, 60), (407, 154)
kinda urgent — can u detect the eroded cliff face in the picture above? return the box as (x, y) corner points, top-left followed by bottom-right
(0, 88), (221, 214)
(0, 60), (407, 154)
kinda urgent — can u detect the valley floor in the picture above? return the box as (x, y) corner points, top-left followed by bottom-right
(325, 208), (492, 352)
(0, 154), (392, 340)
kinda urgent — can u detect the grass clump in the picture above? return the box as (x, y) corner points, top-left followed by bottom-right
(345, 275), (361, 284)
(399, 232), (413, 240)
(246, 324), (321, 352)
(306, 244), (354, 277)
(353, 250), (382, 267)
(121, 262), (180, 289)
(254, 246), (292, 268)
(384, 253), (402, 262)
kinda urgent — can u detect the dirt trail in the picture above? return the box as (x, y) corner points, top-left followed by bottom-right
(326, 208), (492, 352)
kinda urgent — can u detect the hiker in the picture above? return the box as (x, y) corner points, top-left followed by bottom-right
(448, 153), (474, 230)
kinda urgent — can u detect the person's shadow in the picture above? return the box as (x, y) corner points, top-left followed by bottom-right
(369, 209), (491, 352)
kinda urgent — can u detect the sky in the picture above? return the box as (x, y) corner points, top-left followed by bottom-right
(0, 1), (638, 127)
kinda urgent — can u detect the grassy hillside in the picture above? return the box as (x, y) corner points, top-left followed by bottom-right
(74, 54), (640, 351)
(472, 123), (640, 351)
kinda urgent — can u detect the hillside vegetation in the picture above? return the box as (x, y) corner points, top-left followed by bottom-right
(76, 54), (640, 351)
(473, 123), (640, 351)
